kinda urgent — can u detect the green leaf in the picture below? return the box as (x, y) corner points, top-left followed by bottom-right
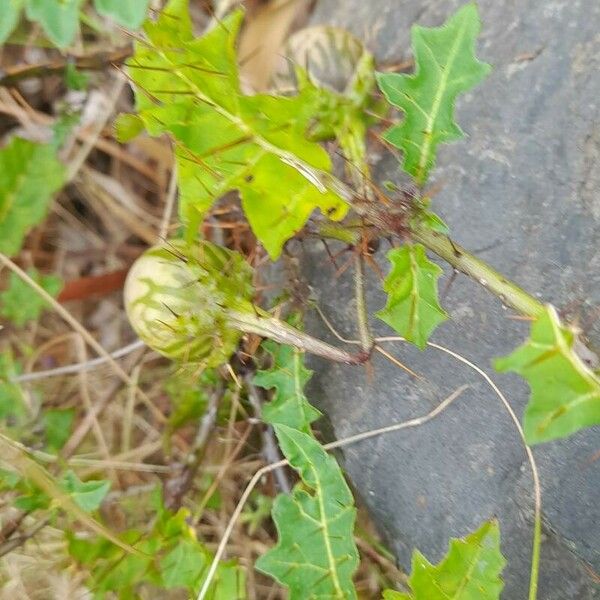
(94, 0), (150, 29)
(0, 352), (26, 422)
(25, 0), (82, 48)
(68, 500), (246, 598)
(0, 138), (65, 256)
(0, 268), (62, 327)
(383, 521), (504, 600)
(376, 4), (490, 185)
(253, 340), (321, 433)
(127, 2), (347, 258)
(60, 471), (110, 512)
(64, 62), (89, 90)
(494, 305), (600, 444)
(377, 244), (447, 349)
(160, 539), (208, 589)
(51, 111), (80, 150)
(412, 207), (449, 234)
(163, 369), (211, 432)
(43, 409), (75, 452)
(239, 491), (272, 535)
(256, 424), (359, 599)
(114, 113), (145, 143)
(0, 0), (24, 44)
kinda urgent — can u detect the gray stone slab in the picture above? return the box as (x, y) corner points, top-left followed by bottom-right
(296, 0), (600, 597)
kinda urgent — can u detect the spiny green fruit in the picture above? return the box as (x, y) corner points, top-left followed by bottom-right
(124, 239), (254, 366)
(125, 239), (368, 366)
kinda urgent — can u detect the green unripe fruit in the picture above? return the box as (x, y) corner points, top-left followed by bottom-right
(124, 239), (254, 366)
(125, 239), (368, 367)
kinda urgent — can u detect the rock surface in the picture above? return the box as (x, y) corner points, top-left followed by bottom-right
(299, 0), (600, 597)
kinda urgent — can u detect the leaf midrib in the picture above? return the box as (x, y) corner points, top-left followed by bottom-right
(416, 20), (469, 183)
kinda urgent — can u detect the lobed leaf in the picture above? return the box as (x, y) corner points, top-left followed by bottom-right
(376, 3), (490, 185)
(0, 137), (65, 256)
(383, 520), (505, 600)
(256, 424), (359, 599)
(126, 1), (347, 258)
(495, 305), (600, 444)
(253, 340), (321, 433)
(377, 244), (447, 349)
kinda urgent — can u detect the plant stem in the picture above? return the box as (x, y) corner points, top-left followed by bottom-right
(411, 223), (545, 318)
(226, 310), (368, 365)
(354, 253), (373, 352)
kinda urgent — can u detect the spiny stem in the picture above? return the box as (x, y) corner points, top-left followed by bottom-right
(411, 223), (545, 318)
(225, 310), (369, 365)
(354, 253), (373, 352)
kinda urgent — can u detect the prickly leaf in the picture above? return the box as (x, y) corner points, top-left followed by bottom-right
(376, 4), (490, 185)
(383, 521), (504, 599)
(377, 244), (447, 349)
(127, 1), (347, 258)
(495, 305), (600, 444)
(256, 425), (359, 599)
(254, 340), (321, 433)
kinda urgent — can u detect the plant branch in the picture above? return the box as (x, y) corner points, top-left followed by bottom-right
(411, 223), (545, 318)
(354, 253), (373, 352)
(225, 309), (369, 365)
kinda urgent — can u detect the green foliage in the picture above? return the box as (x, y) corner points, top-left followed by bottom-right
(376, 3), (490, 185)
(61, 470), (110, 512)
(0, 138), (65, 256)
(0, 0), (24, 44)
(43, 408), (75, 452)
(0, 0), (150, 47)
(0, 352), (26, 422)
(25, 0), (82, 48)
(0, 268), (62, 327)
(126, 0), (347, 258)
(9, 469), (110, 513)
(114, 113), (144, 143)
(383, 521), (504, 600)
(495, 305), (600, 444)
(281, 26), (377, 187)
(256, 424), (359, 599)
(240, 492), (273, 536)
(254, 340), (321, 433)
(163, 368), (212, 432)
(65, 62), (90, 90)
(68, 495), (245, 598)
(51, 111), (81, 150)
(377, 244), (447, 349)
(94, 0), (150, 29)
